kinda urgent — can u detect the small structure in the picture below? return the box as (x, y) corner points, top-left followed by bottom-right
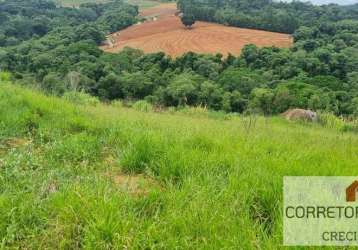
(282, 108), (317, 122)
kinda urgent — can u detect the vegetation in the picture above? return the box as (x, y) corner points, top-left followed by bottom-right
(178, 0), (358, 34)
(1, 81), (358, 248)
(180, 0), (196, 28)
(1, 0), (357, 248)
(0, 0), (138, 46)
(0, 0), (357, 117)
(56, 0), (161, 9)
(56, 0), (109, 7)
(181, 12), (196, 28)
(126, 0), (161, 10)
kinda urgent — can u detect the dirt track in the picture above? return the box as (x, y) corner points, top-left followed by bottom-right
(101, 3), (293, 57)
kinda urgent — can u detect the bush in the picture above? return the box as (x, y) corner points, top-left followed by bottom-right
(111, 100), (123, 108)
(167, 107), (177, 114)
(318, 112), (358, 133)
(133, 100), (153, 112)
(0, 71), (10, 82)
(317, 112), (345, 130)
(120, 133), (160, 173)
(178, 106), (209, 117)
(341, 120), (358, 133)
(63, 91), (100, 106)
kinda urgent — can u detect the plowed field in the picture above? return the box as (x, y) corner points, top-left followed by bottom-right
(101, 3), (293, 57)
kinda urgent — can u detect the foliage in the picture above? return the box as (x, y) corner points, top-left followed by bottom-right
(0, 0), (357, 117)
(63, 91), (100, 106)
(1, 83), (358, 248)
(0, 0), (137, 46)
(133, 100), (153, 112)
(317, 112), (345, 130)
(181, 12), (196, 28)
(0, 71), (11, 82)
(180, 0), (196, 28)
(111, 99), (124, 108)
(178, 0), (358, 34)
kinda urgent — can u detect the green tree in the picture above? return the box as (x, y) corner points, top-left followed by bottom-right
(248, 88), (274, 115)
(97, 73), (123, 100)
(41, 73), (65, 95)
(181, 13), (196, 28)
(166, 73), (199, 106)
(180, 0), (196, 28)
(119, 72), (154, 99)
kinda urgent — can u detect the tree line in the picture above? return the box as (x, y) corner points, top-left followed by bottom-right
(178, 0), (358, 34)
(0, 0), (357, 116)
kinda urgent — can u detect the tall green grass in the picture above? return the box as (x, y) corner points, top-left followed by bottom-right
(1, 83), (358, 249)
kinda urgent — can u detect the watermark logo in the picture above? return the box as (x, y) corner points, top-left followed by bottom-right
(284, 177), (358, 246)
(346, 180), (358, 202)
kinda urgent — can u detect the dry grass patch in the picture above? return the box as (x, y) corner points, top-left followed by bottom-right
(2, 137), (32, 148)
(105, 172), (162, 196)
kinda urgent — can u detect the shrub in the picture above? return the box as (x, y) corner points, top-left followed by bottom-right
(0, 71), (11, 82)
(111, 100), (123, 108)
(178, 106), (209, 117)
(317, 112), (345, 130)
(120, 133), (160, 173)
(133, 100), (153, 112)
(318, 112), (358, 133)
(63, 91), (100, 106)
(167, 107), (177, 114)
(180, 106), (231, 120)
(341, 120), (358, 133)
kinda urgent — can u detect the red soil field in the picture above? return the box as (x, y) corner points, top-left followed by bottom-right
(101, 3), (293, 57)
(139, 3), (178, 17)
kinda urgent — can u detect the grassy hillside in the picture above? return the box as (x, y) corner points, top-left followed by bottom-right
(1, 82), (358, 249)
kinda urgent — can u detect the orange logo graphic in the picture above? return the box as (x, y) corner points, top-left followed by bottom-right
(346, 180), (358, 202)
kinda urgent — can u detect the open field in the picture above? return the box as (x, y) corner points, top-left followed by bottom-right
(1, 82), (358, 248)
(128, 0), (161, 10)
(139, 2), (177, 16)
(102, 3), (293, 57)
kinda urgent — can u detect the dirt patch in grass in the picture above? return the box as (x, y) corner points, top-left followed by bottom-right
(1, 137), (31, 148)
(106, 172), (162, 196)
(0, 137), (32, 159)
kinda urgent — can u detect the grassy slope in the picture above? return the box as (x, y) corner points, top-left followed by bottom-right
(1, 83), (358, 249)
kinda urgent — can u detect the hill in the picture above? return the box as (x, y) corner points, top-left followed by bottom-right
(0, 0), (357, 117)
(1, 82), (358, 248)
(101, 3), (293, 57)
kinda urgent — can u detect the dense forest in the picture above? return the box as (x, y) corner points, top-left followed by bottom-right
(0, 0), (138, 46)
(0, 0), (357, 116)
(178, 0), (358, 33)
